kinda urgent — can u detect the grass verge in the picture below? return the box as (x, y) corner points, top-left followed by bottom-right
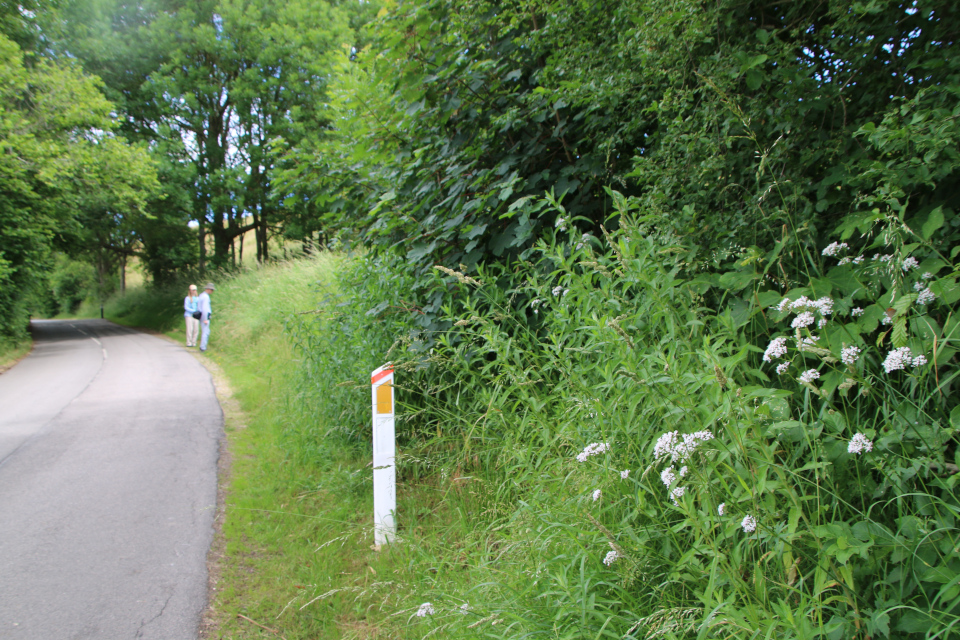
(183, 254), (425, 639)
(0, 337), (32, 374)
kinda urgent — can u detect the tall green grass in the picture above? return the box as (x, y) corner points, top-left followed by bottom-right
(279, 192), (959, 639)
(121, 208), (956, 638)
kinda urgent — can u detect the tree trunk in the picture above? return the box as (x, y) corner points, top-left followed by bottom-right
(198, 216), (207, 278)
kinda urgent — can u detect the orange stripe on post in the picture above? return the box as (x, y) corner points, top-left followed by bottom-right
(371, 366), (393, 385)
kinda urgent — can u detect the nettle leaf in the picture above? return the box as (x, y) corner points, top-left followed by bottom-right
(892, 316), (908, 348)
(893, 293), (916, 316)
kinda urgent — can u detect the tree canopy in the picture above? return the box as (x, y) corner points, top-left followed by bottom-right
(0, 11), (157, 339)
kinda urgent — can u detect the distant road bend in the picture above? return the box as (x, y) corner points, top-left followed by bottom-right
(0, 319), (222, 640)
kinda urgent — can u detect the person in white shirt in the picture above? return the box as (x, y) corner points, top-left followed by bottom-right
(198, 282), (215, 352)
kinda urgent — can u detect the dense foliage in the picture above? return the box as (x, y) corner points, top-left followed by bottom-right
(4, 0), (958, 637)
(278, 0), (960, 638)
(0, 3), (157, 340)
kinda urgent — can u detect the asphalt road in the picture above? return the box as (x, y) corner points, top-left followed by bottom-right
(0, 320), (222, 639)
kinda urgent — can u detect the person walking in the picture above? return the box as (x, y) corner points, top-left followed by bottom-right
(198, 283), (215, 352)
(183, 284), (200, 347)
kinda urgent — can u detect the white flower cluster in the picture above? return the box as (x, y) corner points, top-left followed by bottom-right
(660, 465), (688, 487)
(799, 369), (820, 384)
(848, 433), (874, 455)
(718, 503), (725, 516)
(460, 603), (470, 614)
(841, 345), (861, 365)
(576, 442), (610, 462)
(592, 489), (602, 502)
(776, 362), (790, 375)
(851, 307), (864, 317)
(603, 545), (622, 566)
(922, 272), (934, 280)
(914, 282), (936, 305)
(741, 515), (757, 533)
(576, 233), (591, 250)
(620, 469), (630, 480)
(669, 486), (686, 504)
(763, 336), (789, 362)
(883, 347), (926, 373)
(902, 257), (920, 272)
(416, 602), (435, 617)
(822, 242), (849, 256)
(800, 336), (820, 347)
(555, 217), (568, 231)
(775, 295), (834, 317)
(838, 255), (865, 266)
(653, 430), (714, 463)
(791, 311), (815, 329)
(552, 285), (569, 297)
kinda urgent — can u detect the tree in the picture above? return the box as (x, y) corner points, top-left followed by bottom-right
(0, 25), (158, 340)
(57, 0), (355, 273)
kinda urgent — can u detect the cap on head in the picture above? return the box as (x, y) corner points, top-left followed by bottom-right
(204, 282), (216, 291)
(189, 284), (197, 291)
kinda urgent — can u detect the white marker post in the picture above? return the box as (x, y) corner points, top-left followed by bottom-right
(371, 364), (396, 546)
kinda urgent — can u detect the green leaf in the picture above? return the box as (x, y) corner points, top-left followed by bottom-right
(922, 206), (945, 240)
(892, 316), (908, 348)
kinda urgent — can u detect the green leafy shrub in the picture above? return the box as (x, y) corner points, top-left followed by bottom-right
(49, 254), (97, 315)
(295, 186), (958, 638)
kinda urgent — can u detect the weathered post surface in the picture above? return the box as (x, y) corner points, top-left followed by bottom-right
(371, 364), (396, 545)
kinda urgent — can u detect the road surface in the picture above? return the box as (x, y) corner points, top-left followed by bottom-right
(0, 320), (222, 639)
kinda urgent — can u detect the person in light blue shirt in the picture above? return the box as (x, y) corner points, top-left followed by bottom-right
(198, 282), (215, 352)
(183, 284), (200, 347)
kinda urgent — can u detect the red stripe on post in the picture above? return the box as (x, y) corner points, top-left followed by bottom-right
(371, 366), (394, 385)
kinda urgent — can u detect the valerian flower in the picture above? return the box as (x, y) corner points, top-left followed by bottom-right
(718, 503), (725, 516)
(799, 369), (820, 384)
(592, 489), (602, 502)
(741, 515), (757, 533)
(416, 602), (435, 617)
(841, 346), (861, 365)
(763, 337), (788, 362)
(603, 548), (622, 566)
(902, 257), (920, 272)
(814, 297), (834, 315)
(791, 312), (815, 329)
(576, 442), (610, 462)
(776, 362), (790, 375)
(848, 433), (874, 455)
(620, 469), (630, 480)
(660, 467), (676, 487)
(883, 347), (913, 373)
(653, 430), (713, 462)
(822, 242), (849, 257)
(851, 307), (864, 317)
